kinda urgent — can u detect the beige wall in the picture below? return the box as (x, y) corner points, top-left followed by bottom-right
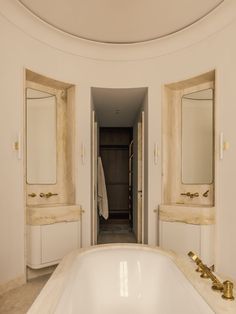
(1, 1), (236, 288)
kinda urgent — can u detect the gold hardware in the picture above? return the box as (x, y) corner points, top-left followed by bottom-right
(201, 266), (210, 278)
(28, 193), (36, 197)
(212, 281), (223, 291)
(40, 192), (58, 198)
(188, 252), (235, 299)
(14, 141), (19, 150)
(181, 192), (199, 198)
(203, 190), (209, 197)
(46, 192), (58, 198)
(197, 264), (214, 277)
(222, 280), (234, 300)
(188, 252), (222, 289)
(195, 266), (202, 273)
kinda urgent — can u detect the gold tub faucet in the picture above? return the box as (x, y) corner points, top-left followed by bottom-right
(188, 251), (234, 300)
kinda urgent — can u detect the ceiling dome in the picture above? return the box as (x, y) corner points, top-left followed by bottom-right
(18, 0), (224, 44)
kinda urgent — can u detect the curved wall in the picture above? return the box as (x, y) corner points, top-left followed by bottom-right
(0, 0), (236, 288)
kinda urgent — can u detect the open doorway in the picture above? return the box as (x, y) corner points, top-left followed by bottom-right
(91, 87), (147, 244)
(98, 127), (134, 243)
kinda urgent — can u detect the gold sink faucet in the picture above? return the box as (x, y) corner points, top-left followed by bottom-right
(40, 192), (58, 198)
(181, 192), (199, 198)
(188, 251), (234, 300)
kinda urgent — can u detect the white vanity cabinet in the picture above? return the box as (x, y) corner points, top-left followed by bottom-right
(27, 221), (81, 269)
(159, 219), (214, 266)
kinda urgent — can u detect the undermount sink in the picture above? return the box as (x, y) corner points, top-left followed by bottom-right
(27, 204), (82, 225)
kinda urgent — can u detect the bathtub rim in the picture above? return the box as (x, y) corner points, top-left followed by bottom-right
(27, 243), (236, 314)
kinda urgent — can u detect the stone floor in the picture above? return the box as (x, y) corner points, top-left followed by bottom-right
(98, 218), (137, 244)
(97, 231), (137, 243)
(0, 274), (50, 314)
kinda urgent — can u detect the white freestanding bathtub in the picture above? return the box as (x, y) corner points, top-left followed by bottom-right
(28, 244), (233, 314)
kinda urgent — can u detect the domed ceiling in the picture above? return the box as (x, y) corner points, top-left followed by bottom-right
(18, 0), (224, 44)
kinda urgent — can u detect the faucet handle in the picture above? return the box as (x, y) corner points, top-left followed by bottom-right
(203, 190), (209, 197)
(222, 281), (234, 300)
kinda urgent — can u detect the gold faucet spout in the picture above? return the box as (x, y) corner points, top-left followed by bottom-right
(45, 192), (58, 198)
(181, 192), (199, 198)
(188, 251), (223, 291)
(40, 192), (58, 198)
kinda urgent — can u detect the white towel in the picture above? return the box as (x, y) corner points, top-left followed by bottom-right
(97, 157), (109, 219)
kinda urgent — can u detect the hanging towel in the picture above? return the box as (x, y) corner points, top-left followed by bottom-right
(97, 156), (109, 219)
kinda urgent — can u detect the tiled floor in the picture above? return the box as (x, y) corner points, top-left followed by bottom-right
(0, 274), (50, 314)
(98, 218), (137, 244)
(97, 232), (137, 243)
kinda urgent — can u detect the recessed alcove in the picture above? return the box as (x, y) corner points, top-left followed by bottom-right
(162, 71), (215, 208)
(160, 71), (215, 265)
(25, 70), (81, 270)
(25, 70), (76, 207)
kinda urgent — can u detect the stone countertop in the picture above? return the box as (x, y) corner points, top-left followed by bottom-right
(27, 244), (236, 314)
(159, 204), (215, 225)
(26, 204), (81, 225)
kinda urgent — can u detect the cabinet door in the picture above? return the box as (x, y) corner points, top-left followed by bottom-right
(160, 221), (201, 256)
(41, 222), (79, 263)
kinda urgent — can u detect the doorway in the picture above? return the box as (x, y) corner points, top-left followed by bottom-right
(91, 87), (147, 244)
(98, 127), (134, 243)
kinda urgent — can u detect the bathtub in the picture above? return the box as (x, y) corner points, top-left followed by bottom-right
(27, 244), (235, 314)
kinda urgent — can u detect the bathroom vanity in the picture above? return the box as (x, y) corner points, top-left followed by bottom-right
(160, 71), (215, 265)
(25, 70), (81, 269)
(27, 204), (81, 269)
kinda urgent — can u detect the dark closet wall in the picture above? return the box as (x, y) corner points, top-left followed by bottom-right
(100, 128), (132, 218)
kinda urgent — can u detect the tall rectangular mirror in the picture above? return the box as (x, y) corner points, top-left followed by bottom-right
(182, 88), (214, 184)
(26, 88), (57, 184)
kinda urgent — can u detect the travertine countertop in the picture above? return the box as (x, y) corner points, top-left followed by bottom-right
(159, 204), (215, 225)
(26, 204), (81, 225)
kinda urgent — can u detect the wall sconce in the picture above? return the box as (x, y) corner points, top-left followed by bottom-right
(154, 143), (158, 165)
(14, 132), (22, 160)
(81, 142), (85, 165)
(219, 132), (229, 160)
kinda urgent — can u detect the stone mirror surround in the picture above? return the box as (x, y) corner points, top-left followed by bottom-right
(162, 71), (215, 207)
(25, 70), (76, 207)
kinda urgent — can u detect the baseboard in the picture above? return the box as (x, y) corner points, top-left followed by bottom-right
(27, 265), (57, 280)
(0, 275), (26, 296)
